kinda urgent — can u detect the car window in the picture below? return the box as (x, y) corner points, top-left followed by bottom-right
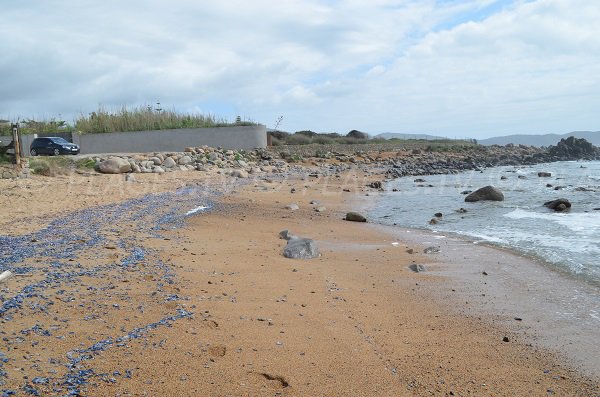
(50, 138), (69, 144)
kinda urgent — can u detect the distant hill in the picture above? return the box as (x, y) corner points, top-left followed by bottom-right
(374, 132), (450, 140)
(479, 131), (600, 147)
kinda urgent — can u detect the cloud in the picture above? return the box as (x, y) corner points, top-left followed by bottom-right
(0, 0), (598, 137)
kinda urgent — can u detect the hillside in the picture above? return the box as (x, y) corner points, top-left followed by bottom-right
(479, 131), (600, 146)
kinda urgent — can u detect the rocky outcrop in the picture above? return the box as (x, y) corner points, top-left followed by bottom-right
(548, 137), (598, 160)
(465, 186), (504, 202)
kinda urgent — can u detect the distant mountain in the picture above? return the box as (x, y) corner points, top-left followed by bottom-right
(479, 131), (600, 147)
(374, 132), (450, 140)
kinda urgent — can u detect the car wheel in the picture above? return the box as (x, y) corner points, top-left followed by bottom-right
(53, 148), (60, 156)
(30, 148), (38, 156)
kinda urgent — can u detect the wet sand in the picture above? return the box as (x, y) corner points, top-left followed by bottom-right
(0, 169), (598, 396)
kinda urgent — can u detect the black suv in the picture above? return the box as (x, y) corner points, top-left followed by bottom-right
(30, 137), (80, 156)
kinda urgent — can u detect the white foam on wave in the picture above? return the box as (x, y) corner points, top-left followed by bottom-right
(504, 208), (600, 235)
(186, 206), (209, 215)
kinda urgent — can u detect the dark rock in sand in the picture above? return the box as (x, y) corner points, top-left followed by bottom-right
(465, 186), (504, 202)
(283, 237), (320, 259)
(544, 198), (571, 212)
(345, 212), (367, 222)
(423, 246), (440, 254)
(501, 176), (508, 180)
(279, 230), (295, 240)
(368, 181), (382, 189)
(460, 190), (472, 195)
(434, 212), (443, 218)
(414, 178), (426, 183)
(518, 175), (527, 179)
(456, 208), (468, 213)
(429, 218), (438, 225)
(409, 264), (426, 273)
(538, 172), (552, 177)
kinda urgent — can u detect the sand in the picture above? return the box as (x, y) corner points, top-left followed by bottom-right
(0, 169), (598, 396)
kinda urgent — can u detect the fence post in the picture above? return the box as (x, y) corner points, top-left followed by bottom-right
(12, 123), (21, 167)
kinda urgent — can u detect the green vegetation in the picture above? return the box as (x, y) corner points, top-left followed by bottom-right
(1, 103), (256, 135)
(0, 153), (11, 164)
(0, 119), (74, 136)
(75, 158), (97, 169)
(29, 156), (79, 176)
(74, 105), (255, 134)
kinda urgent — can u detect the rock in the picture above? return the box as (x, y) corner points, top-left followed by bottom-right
(423, 246), (440, 254)
(283, 237), (320, 259)
(460, 190), (472, 195)
(279, 230), (295, 240)
(310, 200), (320, 205)
(125, 174), (136, 183)
(503, 336), (510, 343)
(231, 169), (248, 178)
(414, 178), (426, 183)
(286, 204), (299, 211)
(153, 166), (165, 174)
(501, 176), (508, 180)
(98, 157), (132, 174)
(465, 186), (504, 202)
(184, 147), (195, 153)
(409, 264), (426, 273)
(544, 198), (571, 212)
(178, 155), (192, 165)
(434, 212), (443, 218)
(548, 136), (597, 159)
(149, 156), (162, 165)
(429, 218), (438, 225)
(315, 206), (326, 213)
(518, 175), (527, 179)
(538, 172), (552, 177)
(163, 157), (177, 168)
(345, 212), (367, 222)
(406, 248), (414, 254)
(368, 181), (382, 189)
(456, 208), (468, 213)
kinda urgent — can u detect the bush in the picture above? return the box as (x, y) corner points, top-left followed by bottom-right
(29, 159), (53, 176)
(286, 134), (312, 145)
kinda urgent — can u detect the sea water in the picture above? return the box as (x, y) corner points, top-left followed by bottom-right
(371, 160), (600, 285)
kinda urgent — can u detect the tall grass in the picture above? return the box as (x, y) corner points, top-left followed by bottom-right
(0, 119), (74, 136)
(74, 105), (253, 134)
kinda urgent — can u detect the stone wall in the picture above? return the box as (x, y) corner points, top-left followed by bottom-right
(0, 161), (30, 179)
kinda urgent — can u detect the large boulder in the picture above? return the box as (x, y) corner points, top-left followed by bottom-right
(465, 186), (504, 202)
(544, 198), (571, 212)
(98, 157), (132, 174)
(283, 237), (320, 259)
(163, 157), (177, 168)
(345, 212), (367, 222)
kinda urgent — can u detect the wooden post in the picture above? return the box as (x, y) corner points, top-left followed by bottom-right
(12, 123), (21, 167)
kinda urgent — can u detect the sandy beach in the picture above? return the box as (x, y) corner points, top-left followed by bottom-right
(1, 167), (598, 396)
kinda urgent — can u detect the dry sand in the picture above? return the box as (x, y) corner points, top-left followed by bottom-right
(0, 169), (598, 396)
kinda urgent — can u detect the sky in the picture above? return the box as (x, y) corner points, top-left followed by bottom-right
(0, 0), (598, 139)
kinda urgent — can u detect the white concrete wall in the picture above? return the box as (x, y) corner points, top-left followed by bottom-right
(73, 125), (267, 154)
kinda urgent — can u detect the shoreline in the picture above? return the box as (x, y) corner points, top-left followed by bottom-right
(0, 165), (598, 395)
(364, 221), (600, 378)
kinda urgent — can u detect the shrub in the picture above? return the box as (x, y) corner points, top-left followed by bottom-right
(29, 159), (53, 176)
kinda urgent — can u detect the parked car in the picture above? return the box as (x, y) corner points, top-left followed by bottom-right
(30, 137), (80, 156)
